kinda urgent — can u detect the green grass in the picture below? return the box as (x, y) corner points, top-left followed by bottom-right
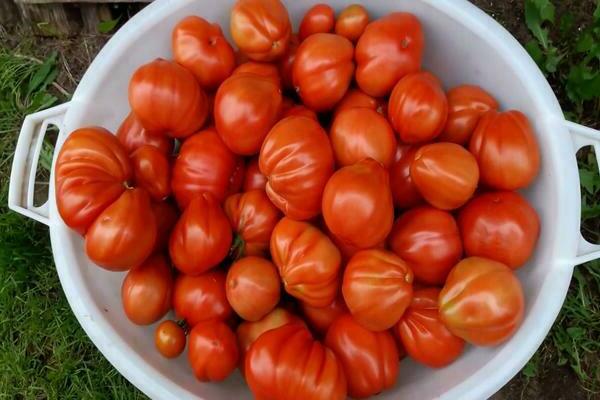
(1, 1), (600, 398)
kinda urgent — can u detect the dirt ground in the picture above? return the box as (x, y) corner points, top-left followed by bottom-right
(1, 0), (598, 399)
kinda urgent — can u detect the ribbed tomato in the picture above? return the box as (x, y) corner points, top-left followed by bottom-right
(131, 145), (170, 201)
(172, 16), (236, 89)
(169, 193), (232, 275)
(300, 295), (348, 335)
(116, 112), (173, 156)
(333, 88), (385, 118)
(242, 157), (267, 191)
(232, 61), (282, 87)
(128, 58), (208, 138)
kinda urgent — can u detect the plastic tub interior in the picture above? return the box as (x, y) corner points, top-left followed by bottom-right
(46, 0), (583, 399)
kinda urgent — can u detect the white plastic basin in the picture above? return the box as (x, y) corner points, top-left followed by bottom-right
(9, 0), (600, 399)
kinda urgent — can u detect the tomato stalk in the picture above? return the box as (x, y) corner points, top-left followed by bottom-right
(229, 234), (246, 261)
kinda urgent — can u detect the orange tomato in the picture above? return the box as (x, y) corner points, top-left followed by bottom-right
(270, 218), (342, 307)
(342, 249), (414, 331)
(335, 4), (369, 42)
(389, 206), (463, 285)
(292, 33), (354, 111)
(226, 256), (281, 321)
(411, 143), (479, 210)
(245, 324), (347, 400)
(128, 58), (208, 138)
(300, 295), (348, 335)
(469, 110), (541, 190)
(333, 88), (385, 118)
(278, 34), (299, 90)
(150, 200), (178, 252)
(215, 72), (282, 155)
(322, 158), (393, 249)
(131, 145), (170, 201)
(230, 0), (291, 62)
(439, 257), (525, 346)
(172, 16), (236, 89)
(458, 191), (540, 269)
(169, 193), (232, 275)
(121, 253), (172, 325)
(232, 61), (282, 87)
(242, 157), (267, 191)
(259, 116), (334, 220)
(355, 12), (424, 97)
(330, 108), (397, 168)
(155, 320), (186, 359)
(395, 288), (464, 368)
(171, 128), (241, 208)
(173, 271), (233, 327)
(55, 127), (132, 235)
(388, 71), (448, 143)
(325, 314), (399, 398)
(85, 188), (156, 271)
(116, 112), (173, 156)
(299, 4), (335, 41)
(389, 145), (423, 209)
(188, 320), (239, 381)
(224, 189), (281, 257)
(438, 85), (498, 145)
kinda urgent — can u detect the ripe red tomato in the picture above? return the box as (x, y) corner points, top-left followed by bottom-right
(172, 16), (236, 89)
(411, 143), (479, 210)
(226, 256), (281, 321)
(173, 271), (233, 327)
(388, 206), (463, 285)
(55, 127), (132, 235)
(389, 145), (423, 209)
(333, 88), (385, 118)
(278, 34), (299, 90)
(270, 218), (342, 307)
(232, 61), (282, 87)
(245, 324), (347, 400)
(342, 249), (414, 331)
(259, 116), (334, 220)
(121, 254), (172, 325)
(281, 104), (318, 120)
(469, 110), (541, 190)
(439, 257), (525, 346)
(388, 71), (448, 143)
(171, 128), (241, 208)
(437, 85), (498, 145)
(299, 4), (335, 41)
(237, 307), (303, 355)
(242, 157), (267, 191)
(322, 158), (393, 249)
(169, 193), (232, 275)
(224, 189), (281, 257)
(215, 73), (282, 155)
(131, 145), (170, 201)
(188, 320), (239, 381)
(395, 288), (464, 368)
(325, 314), (398, 398)
(335, 4), (369, 42)
(230, 0), (291, 62)
(128, 58), (208, 138)
(330, 108), (397, 168)
(355, 12), (424, 97)
(155, 320), (186, 358)
(85, 188), (156, 271)
(458, 191), (540, 269)
(292, 33), (354, 111)
(116, 112), (173, 156)
(300, 295), (348, 335)
(150, 200), (178, 252)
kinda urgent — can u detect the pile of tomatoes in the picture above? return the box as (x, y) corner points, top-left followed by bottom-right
(54, 0), (541, 398)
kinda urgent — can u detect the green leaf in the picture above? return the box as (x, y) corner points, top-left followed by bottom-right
(559, 12), (574, 36)
(576, 31), (595, 54)
(26, 52), (57, 96)
(567, 327), (586, 340)
(566, 63), (600, 103)
(579, 168), (600, 194)
(594, 2), (600, 25)
(544, 47), (563, 73)
(522, 358), (538, 378)
(98, 17), (120, 34)
(525, 0), (556, 49)
(525, 40), (545, 67)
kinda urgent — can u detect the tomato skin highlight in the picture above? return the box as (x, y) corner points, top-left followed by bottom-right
(439, 257), (525, 346)
(458, 191), (540, 269)
(395, 288), (464, 368)
(155, 320), (186, 359)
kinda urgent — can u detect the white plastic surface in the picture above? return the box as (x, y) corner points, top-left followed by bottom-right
(9, 0), (600, 399)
